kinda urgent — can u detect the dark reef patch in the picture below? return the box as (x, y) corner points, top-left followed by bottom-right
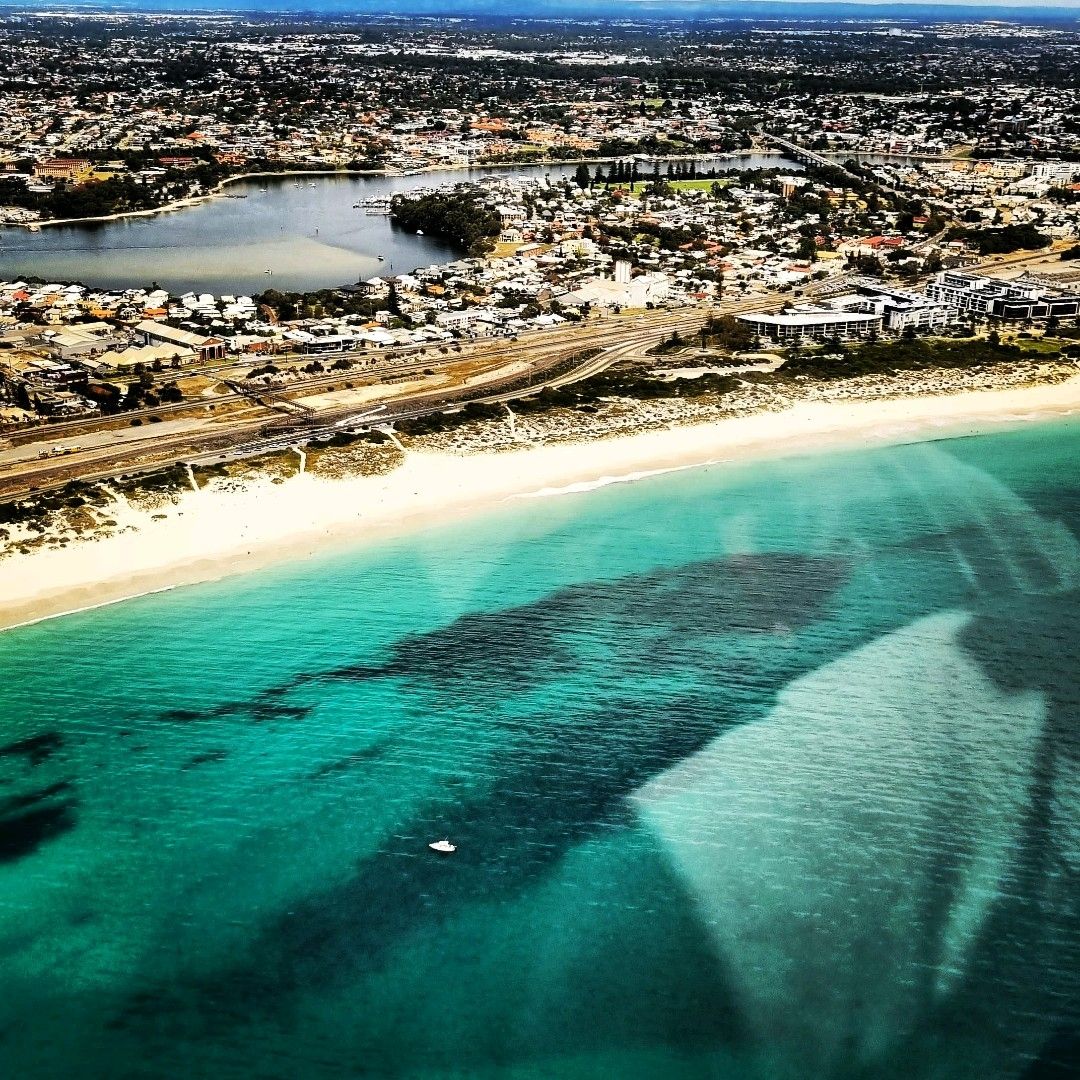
(124, 550), (863, 1025)
(0, 737), (74, 862)
(155, 551), (850, 728)
(0, 732), (63, 767)
(298, 552), (850, 693)
(181, 750), (229, 771)
(184, 690), (750, 1013)
(307, 744), (388, 780)
(161, 701), (313, 725)
(0, 779), (71, 817)
(0, 800), (76, 863)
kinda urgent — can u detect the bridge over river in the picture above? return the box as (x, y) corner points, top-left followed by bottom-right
(759, 131), (861, 176)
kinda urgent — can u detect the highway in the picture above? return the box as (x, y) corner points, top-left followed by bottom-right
(0, 297), (782, 500)
(0, 244), (1062, 502)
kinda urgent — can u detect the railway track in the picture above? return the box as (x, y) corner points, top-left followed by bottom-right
(0, 305), (751, 500)
(4, 244), (1053, 503)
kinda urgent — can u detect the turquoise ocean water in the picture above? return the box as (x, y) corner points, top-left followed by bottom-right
(1, 419), (1077, 1079)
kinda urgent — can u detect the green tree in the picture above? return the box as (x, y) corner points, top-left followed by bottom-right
(386, 280), (402, 317)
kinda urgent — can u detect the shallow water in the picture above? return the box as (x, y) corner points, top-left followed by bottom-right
(0, 419), (1077, 1078)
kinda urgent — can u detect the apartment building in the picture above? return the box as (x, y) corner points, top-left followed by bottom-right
(32, 158), (92, 182)
(927, 272), (1080, 321)
(736, 308), (884, 345)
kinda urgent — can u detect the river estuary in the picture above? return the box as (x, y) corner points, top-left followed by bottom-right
(0, 154), (799, 295)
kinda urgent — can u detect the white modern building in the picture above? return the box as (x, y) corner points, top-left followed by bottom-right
(737, 281), (963, 344)
(736, 308), (884, 345)
(927, 272), (1080, 321)
(826, 285), (953, 333)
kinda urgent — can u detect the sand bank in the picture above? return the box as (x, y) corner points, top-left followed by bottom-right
(1, 379), (1077, 633)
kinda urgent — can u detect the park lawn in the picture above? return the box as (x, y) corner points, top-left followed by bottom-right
(490, 241), (526, 259)
(666, 179), (729, 191)
(1013, 336), (1071, 354)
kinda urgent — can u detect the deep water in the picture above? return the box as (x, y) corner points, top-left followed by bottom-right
(0, 420), (1077, 1079)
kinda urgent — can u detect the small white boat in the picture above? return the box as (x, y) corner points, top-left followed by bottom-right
(377, 254), (386, 261)
(428, 839), (456, 854)
(415, 229), (424, 236)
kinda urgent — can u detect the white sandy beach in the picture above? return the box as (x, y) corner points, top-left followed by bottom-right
(2, 379), (1078, 633)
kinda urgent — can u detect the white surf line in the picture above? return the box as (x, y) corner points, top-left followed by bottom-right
(511, 459), (723, 500)
(0, 581), (188, 634)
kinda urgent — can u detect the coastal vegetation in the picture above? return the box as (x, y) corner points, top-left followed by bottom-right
(942, 223), (1051, 256)
(397, 401), (507, 437)
(0, 479), (105, 528)
(649, 315), (757, 355)
(777, 335), (1045, 381)
(0, 466), (191, 541)
(316, 429), (391, 449)
(514, 364), (740, 414)
(390, 189), (502, 256)
(390, 358), (742, 438)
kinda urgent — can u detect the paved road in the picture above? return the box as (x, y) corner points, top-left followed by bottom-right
(0, 413), (225, 467)
(0, 304), (760, 499)
(1, 245), (1057, 502)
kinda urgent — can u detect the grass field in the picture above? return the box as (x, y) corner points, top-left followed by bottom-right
(665, 179), (728, 191)
(1013, 336), (1073, 354)
(596, 179), (728, 196)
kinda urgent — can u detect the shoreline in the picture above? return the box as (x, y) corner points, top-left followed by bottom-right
(6, 150), (788, 232)
(1, 378), (1077, 635)
(8, 168), (385, 230)
(0, 147), (1006, 234)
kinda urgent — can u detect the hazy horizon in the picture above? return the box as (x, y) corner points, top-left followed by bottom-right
(3, 0), (1080, 18)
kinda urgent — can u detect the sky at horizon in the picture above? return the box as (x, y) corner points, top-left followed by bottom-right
(4, 0), (1080, 12)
